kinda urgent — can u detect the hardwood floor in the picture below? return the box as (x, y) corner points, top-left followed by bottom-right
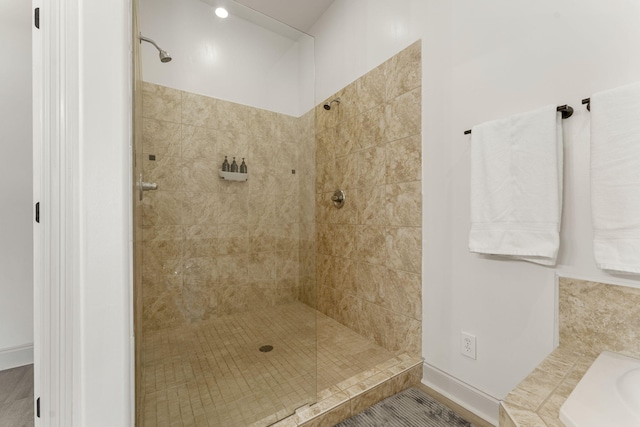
(0, 364), (34, 427)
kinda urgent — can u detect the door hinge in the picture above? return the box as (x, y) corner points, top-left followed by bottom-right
(36, 397), (40, 418)
(34, 8), (40, 29)
(35, 202), (40, 223)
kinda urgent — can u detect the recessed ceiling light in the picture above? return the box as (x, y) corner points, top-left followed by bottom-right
(215, 7), (229, 18)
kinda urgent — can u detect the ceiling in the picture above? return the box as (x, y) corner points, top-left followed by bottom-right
(234, 0), (335, 32)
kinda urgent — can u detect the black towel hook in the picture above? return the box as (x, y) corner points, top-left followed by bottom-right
(582, 98), (591, 111)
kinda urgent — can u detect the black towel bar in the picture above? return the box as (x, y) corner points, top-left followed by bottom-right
(464, 104), (574, 135)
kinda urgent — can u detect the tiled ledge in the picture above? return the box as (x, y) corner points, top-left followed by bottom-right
(500, 346), (597, 427)
(255, 353), (423, 427)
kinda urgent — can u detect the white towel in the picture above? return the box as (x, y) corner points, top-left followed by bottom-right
(469, 105), (563, 265)
(591, 82), (640, 274)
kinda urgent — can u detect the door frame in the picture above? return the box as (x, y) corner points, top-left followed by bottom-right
(32, 0), (134, 425)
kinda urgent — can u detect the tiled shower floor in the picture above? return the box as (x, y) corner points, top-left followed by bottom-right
(140, 302), (397, 427)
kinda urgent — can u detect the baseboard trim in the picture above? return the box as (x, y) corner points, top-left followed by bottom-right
(421, 362), (499, 426)
(0, 344), (34, 371)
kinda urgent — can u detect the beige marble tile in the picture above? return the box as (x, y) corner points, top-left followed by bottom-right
(143, 237), (184, 263)
(386, 40), (421, 101)
(357, 225), (388, 265)
(326, 257), (356, 293)
(180, 91), (216, 127)
(298, 401), (351, 427)
(386, 134), (421, 184)
(181, 158), (219, 193)
(182, 191), (221, 226)
(217, 99), (255, 134)
(356, 62), (386, 114)
(316, 159), (338, 194)
(142, 118), (181, 157)
(180, 125), (218, 160)
(142, 290), (183, 331)
(143, 155), (186, 192)
(385, 268), (422, 320)
(357, 145), (386, 188)
(330, 224), (357, 259)
(349, 382), (392, 416)
(272, 416), (298, 427)
(216, 223), (249, 255)
(386, 181), (422, 227)
(384, 87), (421, 143)
(296, 391), (350, 424)
(355, 262), (387, 303)
(386, 226), (421, 274)
(334, 123), (359, 157)
(276, 249), (299, 280)
(183, 225), (217, 259)
(358, 186), (388, 226)
(366, 302), (421, 355)
(142, 82), (181, 123)
(559, 277), (640, 358)
(246, 252), (277, 283)
(387, 365), (422, 395)
(250, 108), (279, 139)
(537, 391), (569, 427)
(275, 191), (300, 225)
(142, 191), (185, 226)
(498, 403), (518, 427)
(315, 127), (335, 164)
(143, 224), (184, 242)
(216, 193), (248, 225)
(335, 153), (358, 191)
(183, 256), (217, 283)
(248, 190), (276, 225)
(353, 105), (386, 152)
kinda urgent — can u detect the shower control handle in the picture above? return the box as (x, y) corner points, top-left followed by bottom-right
(138, 173), (158, 201)
(331, 190), (345, 209)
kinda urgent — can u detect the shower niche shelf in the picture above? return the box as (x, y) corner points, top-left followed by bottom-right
(219, 170), (248, 182)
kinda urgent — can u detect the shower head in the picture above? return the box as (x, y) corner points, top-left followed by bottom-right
(323, 98), (341, 110)
(139, 34), (172, 63)
(159, 49), (172, 63)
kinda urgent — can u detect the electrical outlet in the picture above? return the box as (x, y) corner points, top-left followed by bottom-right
(460, 332), (477, 360)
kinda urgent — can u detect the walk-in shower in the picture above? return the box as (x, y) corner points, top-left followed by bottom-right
(133, 1), (423, 426)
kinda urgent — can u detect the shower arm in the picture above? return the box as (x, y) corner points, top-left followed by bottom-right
(139, 34), (162, 52)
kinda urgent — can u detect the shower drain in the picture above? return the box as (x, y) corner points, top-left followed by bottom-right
(259, 345), (274, 353)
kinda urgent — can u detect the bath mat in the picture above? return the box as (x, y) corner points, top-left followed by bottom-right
(335, 387), (475, 427)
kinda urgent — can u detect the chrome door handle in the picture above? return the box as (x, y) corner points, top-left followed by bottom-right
(138, 173), (158, 201)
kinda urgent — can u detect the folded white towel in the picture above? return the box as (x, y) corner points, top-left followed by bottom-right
(591, 82), (640, 274)
(469, 105), (563, 265)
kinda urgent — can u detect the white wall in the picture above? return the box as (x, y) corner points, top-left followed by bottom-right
(139, 0), (314, 116)
(310, 0), (640, 421)
(0, 0), (33, 370)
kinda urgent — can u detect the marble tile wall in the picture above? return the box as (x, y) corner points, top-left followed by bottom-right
(559, 277), (640, 358)
(315, 41), (422, 356)
(500, 277), (640, 427)
(141, 83), (314, 330)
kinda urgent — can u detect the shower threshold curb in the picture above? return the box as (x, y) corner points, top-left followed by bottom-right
(254, 353), (423, 427)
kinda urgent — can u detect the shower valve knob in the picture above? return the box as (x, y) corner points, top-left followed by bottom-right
(331, 190), (345, 208)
